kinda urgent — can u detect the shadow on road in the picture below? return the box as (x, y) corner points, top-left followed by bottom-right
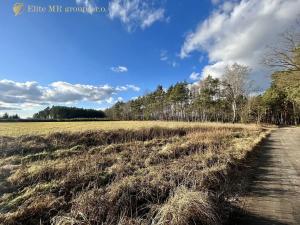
(229, 127), (300, 225)
(229, 206), (290, 225)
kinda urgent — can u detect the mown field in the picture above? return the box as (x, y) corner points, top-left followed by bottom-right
(0, 122), (269, 225)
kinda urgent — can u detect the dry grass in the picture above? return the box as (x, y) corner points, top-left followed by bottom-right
(0, 121), (259, 137)
(0, 122), (269, 225)
(153, 186), (220, 225)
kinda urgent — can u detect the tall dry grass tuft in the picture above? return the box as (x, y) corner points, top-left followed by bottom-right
(153, 186), (220, 225)
(70, 188), (108, 224)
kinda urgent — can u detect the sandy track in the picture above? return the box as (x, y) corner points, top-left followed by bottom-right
(234, 127), (300, 225)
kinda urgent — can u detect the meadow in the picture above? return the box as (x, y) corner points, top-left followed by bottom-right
(0, 121), (258, 137)
(0, 122), (269, 225)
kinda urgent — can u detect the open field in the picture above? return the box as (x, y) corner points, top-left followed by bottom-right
(0, 121), (260, 137)
(0, 122), (269, 225)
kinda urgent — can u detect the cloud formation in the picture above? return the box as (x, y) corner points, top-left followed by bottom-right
(180, 0), (300, 84)
(189, 72), (201, 81)
(0, 80), (42, 104)
(0, 106), (20, 110)
(111, 66), (128, 73)
(106, 96), (124, 104)
(0, 80), (140, 110)
(116, 84), (140, 92)
(108, 0), (166, 31)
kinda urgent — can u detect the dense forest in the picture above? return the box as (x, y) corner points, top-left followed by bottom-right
(33, 106), (106, 120)
(106, 34), (300, 125)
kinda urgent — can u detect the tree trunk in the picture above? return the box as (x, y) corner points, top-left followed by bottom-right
(292, 101), (298, 125)
(232, 101), (237, 123)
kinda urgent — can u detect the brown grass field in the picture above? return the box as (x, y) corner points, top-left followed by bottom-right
(0, 121), (261, 137)
(0, 122), (269, 225)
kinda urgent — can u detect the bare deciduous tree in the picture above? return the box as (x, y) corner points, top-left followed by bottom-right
(222, 63), (251, 123)
(264, 20), (300, 71)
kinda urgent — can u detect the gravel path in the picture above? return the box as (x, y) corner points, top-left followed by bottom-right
(235, 127), (300, 225)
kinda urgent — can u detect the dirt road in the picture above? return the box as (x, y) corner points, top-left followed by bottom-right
(234, 127), (300, 225)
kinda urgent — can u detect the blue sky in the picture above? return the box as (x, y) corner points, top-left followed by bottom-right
(0, 0), (299, 117)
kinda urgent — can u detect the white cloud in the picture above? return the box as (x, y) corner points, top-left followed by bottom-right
(0, 105), (20, 110)
(108, 0), (166, 31)
(125, 84), (140, 92)
(189, 72), (201, 81)
(111, 66), (128, 73)
(43, 82), (117, 102)
(105, 96), (124, 104)
(180, 0), (300, 86)
(160, 50), (179, 68)
(116, 84), (140, 92)
(211, 0), (236, 12)
(106, 97), (115, 104)
(160, 50), (168, 61)
(0, 80), (42, 103)
(221, 1), (235, 12)
(0, 80), (140, 111)
(141, 8), (165, 29)
(75, 0), (97, 14)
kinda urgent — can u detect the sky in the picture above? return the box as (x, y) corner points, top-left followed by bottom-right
(0, 0), (299, 118)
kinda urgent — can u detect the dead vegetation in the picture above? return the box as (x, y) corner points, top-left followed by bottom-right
(0, 123), (269, 225)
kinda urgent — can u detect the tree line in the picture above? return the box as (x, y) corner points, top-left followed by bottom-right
(105, 69), (299, 125)
(106, 32), (300, 125)
(33, 106), (106, 120)
(0, 113), (20, 120)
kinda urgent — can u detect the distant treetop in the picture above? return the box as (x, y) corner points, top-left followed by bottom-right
(33, 106), (106, 120)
